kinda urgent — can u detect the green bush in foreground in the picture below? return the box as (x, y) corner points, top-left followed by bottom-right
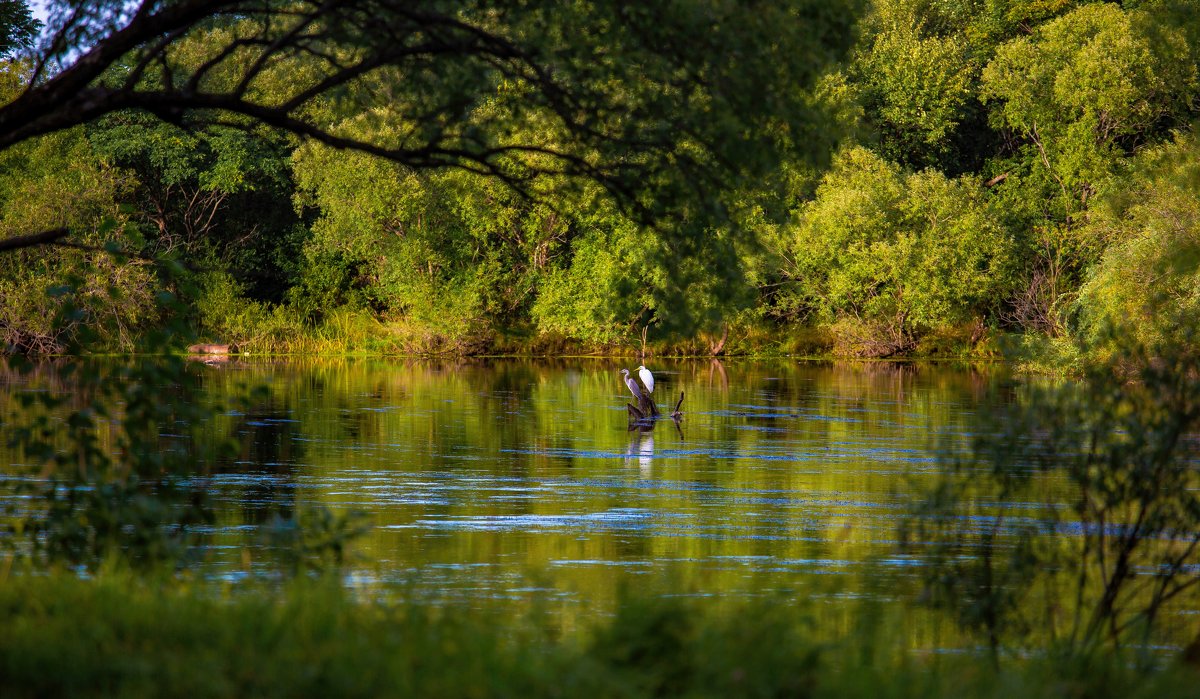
(0, 572), (1197, 699)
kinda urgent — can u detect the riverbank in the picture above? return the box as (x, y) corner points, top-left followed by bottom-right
(0, 571), (1195, 699)
(171, 310), (1060, 364)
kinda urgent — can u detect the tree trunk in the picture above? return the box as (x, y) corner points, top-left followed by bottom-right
(637, 392), (659, 417)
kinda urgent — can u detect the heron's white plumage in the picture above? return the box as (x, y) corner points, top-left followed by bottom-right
(636, 365), (654, 394)
(620, 369), (642, 400)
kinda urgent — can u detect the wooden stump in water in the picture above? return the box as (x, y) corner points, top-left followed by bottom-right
(627, 391), (683, 423)
(670, 391), (684, 419)
(637, 391), (659, 417)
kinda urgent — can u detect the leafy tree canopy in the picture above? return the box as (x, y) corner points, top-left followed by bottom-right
(981, 3), (1197, 212)
(1076, 132), (1200, 355)
(0, 0), (860, 338)
(2, 1), (856, 238)
(778, 146), (1016, 355)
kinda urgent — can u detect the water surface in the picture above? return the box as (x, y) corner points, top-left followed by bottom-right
(3, 358), (1021, 633)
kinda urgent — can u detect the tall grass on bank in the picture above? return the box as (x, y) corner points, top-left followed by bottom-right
(0, 572), (1197, 699)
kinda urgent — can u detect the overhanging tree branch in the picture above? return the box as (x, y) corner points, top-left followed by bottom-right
(1, 0), (855, 260)
(0, 227), (69, 252)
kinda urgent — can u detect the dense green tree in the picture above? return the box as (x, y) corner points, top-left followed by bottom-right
(530, 193), (663, 345)
(4, 0), (1200, 356)
(0, 60), (157, 352)
(0, 0), (860, 348)
(291, 142), (563, 349)
(1075, 132), (1200, 356)
(981, 3), (1197, 218)
(1, 1), (854, 244)
(851, 0), (984, 171)
(974, 2), (1198, 337)
(87, 113), (306, 302)
(0, 128), (153, 351)
(845, 0), (1098, 176)
(776, 147), (1015, 356)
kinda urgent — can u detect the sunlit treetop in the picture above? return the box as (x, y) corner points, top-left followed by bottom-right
(0, 0), (37, 58)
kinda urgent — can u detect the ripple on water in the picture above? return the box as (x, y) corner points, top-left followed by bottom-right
(416, 508), (666, 532)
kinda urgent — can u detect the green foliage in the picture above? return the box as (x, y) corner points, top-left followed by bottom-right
(853, 0), (983, 170)
(531, 223), (642, 345)
(87, 111), (305, 302)
(1076, 132), (1200, 356)
(778, 147), (1015, 356)
(1, 572), (1200, 698)
(293, 118), (754, 348)
(0, 574), (821, 699)
(810, 0), (1200, 356)
(59, 0), (859, 353)
(528, 187), (669, 345)
(191, 270), (297, 350)
(0, 1), (37, 58)
(292, 143), (537, 348)
(588, 593), (820, 698)
(954, 2), (1200, 342)
(909, 328), (1200, 658)
(981, 3), (1197, 217)
(0, 113), (155, 352)
(4, 0), (1200, 357)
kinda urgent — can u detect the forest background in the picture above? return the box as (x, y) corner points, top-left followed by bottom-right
(1, 0), (1198, 367)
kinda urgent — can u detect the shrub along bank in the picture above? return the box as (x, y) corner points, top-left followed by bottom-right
(1, 572), (1199, 699)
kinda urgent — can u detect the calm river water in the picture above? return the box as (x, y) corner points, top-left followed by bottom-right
(3, 358), (1028, 633)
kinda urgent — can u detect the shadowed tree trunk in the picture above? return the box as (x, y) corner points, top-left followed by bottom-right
(637, 390), (659, 417)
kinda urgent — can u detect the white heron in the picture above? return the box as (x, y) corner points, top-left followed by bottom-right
(620, 368), (642, 401)
(636, 365), (654, 394)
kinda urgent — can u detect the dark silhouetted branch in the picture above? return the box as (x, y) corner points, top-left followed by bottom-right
(0, 227), (69, 252)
